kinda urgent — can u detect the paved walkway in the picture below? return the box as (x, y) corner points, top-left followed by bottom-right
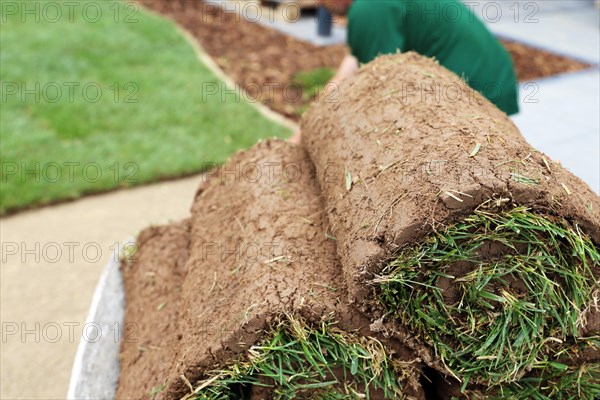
(1, 176), (200, 399)
(207, 0), (347, 45)
(476, 0), (599, 64)
(512, 70), (599, 194)
(479, 0), (600, 193)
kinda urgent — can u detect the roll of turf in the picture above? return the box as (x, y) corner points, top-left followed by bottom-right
(161, 140), (422, 400)
(302, 52), (600, 397)
(117, 54), (599, 399)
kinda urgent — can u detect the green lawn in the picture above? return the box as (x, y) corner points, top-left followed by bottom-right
(0, 0), (290, 214)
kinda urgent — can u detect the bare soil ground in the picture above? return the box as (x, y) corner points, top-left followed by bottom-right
(500, 39), (590, 81)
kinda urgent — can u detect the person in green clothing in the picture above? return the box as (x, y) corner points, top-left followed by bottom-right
(290, 0), (519, 143)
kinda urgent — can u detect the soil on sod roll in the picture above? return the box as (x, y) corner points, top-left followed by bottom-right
(301, 51), (600, 297)
(301, 52), (600, 394)
(165, 140), (349, 398)
(117, 220), (191, 399)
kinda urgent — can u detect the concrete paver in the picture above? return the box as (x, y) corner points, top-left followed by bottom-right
(477, 0), (599, 64)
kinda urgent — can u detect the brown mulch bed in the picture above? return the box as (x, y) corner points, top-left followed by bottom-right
(499, 39), (590, 81)
(139, 0), (346, 119)
(139, 0), (590, 120)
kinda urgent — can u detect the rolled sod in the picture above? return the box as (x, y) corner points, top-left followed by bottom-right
(117, 54), (599, 399)
(301, 53), (600, 395)
(155, 140), (419, 399)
